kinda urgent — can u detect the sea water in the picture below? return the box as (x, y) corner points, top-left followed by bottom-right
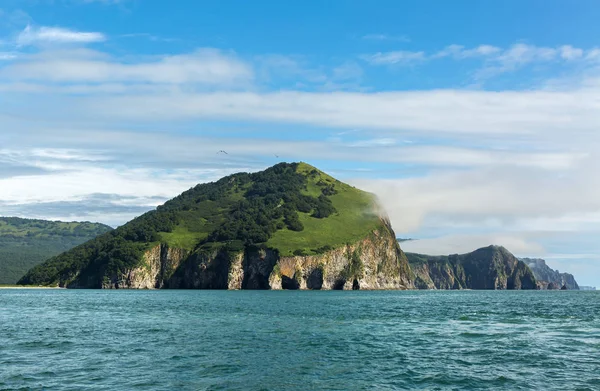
(1, 290), (599, 390)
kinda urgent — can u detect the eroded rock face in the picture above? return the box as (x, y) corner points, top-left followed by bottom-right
(407, 246), (537, 290)
(266, 222), (411, 290)
(411, 260), (465, 290)
(521, 258), (579, 290)
(96, 219), (413, 290)
(268, 225), (412, 290)
(99, 245), (187, 289)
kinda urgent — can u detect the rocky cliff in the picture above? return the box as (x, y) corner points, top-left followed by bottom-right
(95, 218), (412, 290)
(408, 245), (537, 290)
(520, 258), (579, 290)
(21, 162), (415, 289)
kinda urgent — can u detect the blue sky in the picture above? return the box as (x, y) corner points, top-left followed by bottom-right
(1, 0), (600, 286)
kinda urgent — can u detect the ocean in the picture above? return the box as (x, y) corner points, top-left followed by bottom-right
(1, 289), (598, 390)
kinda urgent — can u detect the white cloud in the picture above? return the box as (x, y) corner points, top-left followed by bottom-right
(256, 54), (327, 84)
(0, 52), (16, 60)
(486, 43), (558, 73)
(62, 89), (600, 139)
(586, 48), (600, 61)
(560, 45), (584, 60)
(400, 234), (545, 255)
(433, 44), (501, 59)
(346, 138), (397, 147)
(364, 43), (598, 80)
(17, 25), (106, 45)
(354, 152), (600, 234)
(361, 50), (425, 65)
(0, 145), (251, 207)
(1, 48), (253, 85)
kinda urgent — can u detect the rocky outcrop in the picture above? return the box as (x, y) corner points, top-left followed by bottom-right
(268, 225), (412, 290)
(411, 257), (466, 290)
(408, 246), (537, 290)
(98, 245), (188, 289)
(521, 258), (579, 290)
(95, 219), (412, 290)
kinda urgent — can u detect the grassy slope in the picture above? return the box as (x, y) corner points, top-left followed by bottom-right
(0, 218), (113, 284)
(158, 184), (247, 251)
(156, 162), (382, 255)
(267, 163), (382, 255)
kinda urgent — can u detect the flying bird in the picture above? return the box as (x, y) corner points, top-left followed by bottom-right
(217, 150), (228, 155)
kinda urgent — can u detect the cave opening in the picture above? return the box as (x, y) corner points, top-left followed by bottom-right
(281, 275), (300, 290)
(332, 278), (346, 290)
(307, 268), (323, 290)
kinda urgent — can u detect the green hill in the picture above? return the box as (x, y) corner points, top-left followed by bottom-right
(0, 217), (113, 284)
(20, 162), (412, 290)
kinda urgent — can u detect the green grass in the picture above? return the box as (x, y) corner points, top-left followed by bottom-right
(158, 163), (384, 256)
(158, 198), (232, 250)
(160, 226), (207, 250)
(156, 185), (249, 251)
(267, 164), (382, 256)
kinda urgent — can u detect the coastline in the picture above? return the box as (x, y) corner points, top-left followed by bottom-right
(0, 285), (63, 289)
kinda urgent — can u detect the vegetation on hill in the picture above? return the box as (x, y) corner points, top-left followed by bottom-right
(20, 162), (384, 287)
(0, 218), (113, 284)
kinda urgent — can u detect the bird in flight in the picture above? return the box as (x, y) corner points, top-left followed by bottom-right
(217, 150), (228, 155)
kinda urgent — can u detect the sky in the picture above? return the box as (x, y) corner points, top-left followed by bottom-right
(1, 0), (600, 286)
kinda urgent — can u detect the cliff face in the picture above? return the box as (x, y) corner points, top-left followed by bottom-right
(98, 245), (188, 289)
(94, 219), (412, 290)
(411, 258), (465, 290)
(269, 222), (412, 290)
(408, 246), (537, 290)
(520, 258), (579, 290)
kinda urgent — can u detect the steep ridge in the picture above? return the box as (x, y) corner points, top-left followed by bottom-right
(20, 162), (412, 290)
(408, 245), (537, 290)
(520, 258), (579, 290)
(0, 217), (112, 284)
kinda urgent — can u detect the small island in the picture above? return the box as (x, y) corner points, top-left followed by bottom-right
(19, 163), (412, 290)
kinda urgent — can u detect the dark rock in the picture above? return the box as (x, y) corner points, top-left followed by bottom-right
(408, 245), (537, 290)
(520, 258), (579, 290)
(306, 268), (323, 290)
(281, 275), (300, 290)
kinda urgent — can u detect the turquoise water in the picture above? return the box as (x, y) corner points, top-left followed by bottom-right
(1, 290), (599, 390)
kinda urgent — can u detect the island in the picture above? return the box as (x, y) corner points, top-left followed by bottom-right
(19, 163), (412, 290)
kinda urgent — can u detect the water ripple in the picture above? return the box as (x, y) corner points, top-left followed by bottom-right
(1, 290), (599, 390)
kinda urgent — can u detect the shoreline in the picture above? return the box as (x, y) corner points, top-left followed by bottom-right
(0, 285), (63, 289)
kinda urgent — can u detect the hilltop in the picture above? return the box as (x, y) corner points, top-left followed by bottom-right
(20, 163), (412, 290)
(0, 217), (113, 284)
(408, 245), (537, 290)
